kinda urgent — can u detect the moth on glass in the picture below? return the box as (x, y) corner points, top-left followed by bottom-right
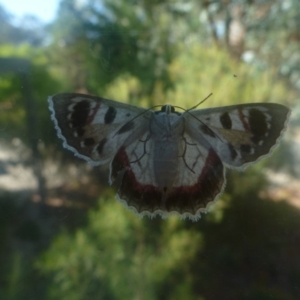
(48, 93), (290, 220)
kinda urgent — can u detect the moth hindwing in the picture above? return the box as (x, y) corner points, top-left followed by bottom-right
(48, 93), (290, 221)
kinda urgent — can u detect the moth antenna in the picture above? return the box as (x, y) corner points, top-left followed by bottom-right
(113, 105), (160, 137)
(185, 111), (223, 143)
(187, 93), (213, 111)
(172, 93), (213, 113)
(115, 94), (216, 139)
(174, 96), (223, 143)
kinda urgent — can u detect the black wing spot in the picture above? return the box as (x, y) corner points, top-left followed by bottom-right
(200, 124), (216, 138)
(118, 122), (135, 134)
(104, 106), (117, 124)
(83, 137), (95, 146)
(240, 144), (252, 154)
(249, 108), (268, 144)
(220, 112), (232, 129)
(70, 101), (90, 131)
(97, 138), (107, 155)
(76, 127), (85, 137)
(228, 144), (238, 160)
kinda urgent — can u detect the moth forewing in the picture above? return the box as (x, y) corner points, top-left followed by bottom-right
(187, 103), (291, 170)
(48, 93), (148, 166)
(49, 93), (291, 221)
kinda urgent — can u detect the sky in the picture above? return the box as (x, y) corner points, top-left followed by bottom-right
(0, 0), (60, 23)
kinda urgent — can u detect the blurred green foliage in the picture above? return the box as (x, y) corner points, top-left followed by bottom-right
(0, 44), (65, 144)
(0, 0), (299, 299)
(37, 195), (203, 300)
(35, 190), (300, 300)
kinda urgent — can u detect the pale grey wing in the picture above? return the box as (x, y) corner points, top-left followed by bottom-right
(48, 93), (150, 165)
(185, 103), (290, 169)
(109, 127), (225, 220)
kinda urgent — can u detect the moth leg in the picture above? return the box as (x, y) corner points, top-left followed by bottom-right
(129, 134), (151, 164)
(179, 136), (197, 174)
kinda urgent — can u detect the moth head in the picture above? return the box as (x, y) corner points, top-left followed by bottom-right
(161, 105), (175, 114)
(158, 105), (182, 117)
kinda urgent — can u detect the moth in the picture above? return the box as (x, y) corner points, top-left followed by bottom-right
(48, 93), (290, 220)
